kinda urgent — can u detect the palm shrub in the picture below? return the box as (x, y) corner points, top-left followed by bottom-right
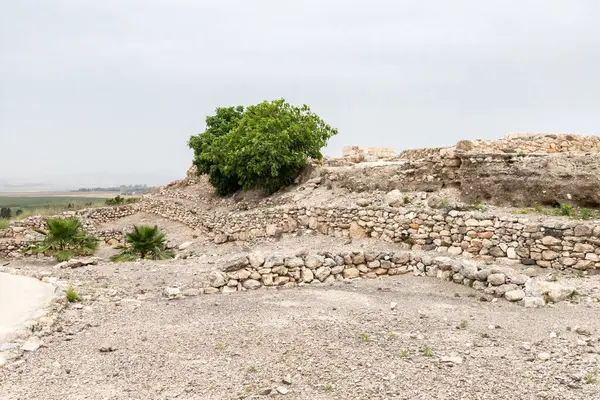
(110, 225), (174, 262)
(29, 218), (98, 261)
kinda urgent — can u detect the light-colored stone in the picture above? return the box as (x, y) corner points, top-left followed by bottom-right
(541, 236), (562, 246)
(248, 253), (266, 268)
(242, 279), (261, 290)
(487, 273), (506, 286)
(505, 290), (525, 302)
(343, 268), (360, 279)
(21, 336), (42, 352)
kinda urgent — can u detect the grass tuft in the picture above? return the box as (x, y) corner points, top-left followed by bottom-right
(423, 345), (433, 357)
(584, 374), (597, 384)
(66, 286), (81, 303)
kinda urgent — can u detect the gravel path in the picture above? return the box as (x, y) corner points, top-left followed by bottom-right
(1, 263), (600, 399)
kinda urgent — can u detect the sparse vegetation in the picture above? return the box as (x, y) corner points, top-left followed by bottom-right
(0, 219), (9, 229)
(458, 320), (468, 330)
(423, 345), (433, 357)
(471, 201), (486, 211)
(324, 384), (333, 393)
(105, 195), (140, 206)
(400, 349), (410, 358)
(359, 333), (370, 342)
(513, 203), (600, 220)
(110, 225), (175, 262)
(584, 373), (597, 384)
(189, 99), (337, 195)
(28, 218), (98, 261)
(215, 343), (225, 350)
(66, 286), (81, 302)
(581, 208), (592, 220)
(403, 196), (410, 204)
(246, 365), (257, 373)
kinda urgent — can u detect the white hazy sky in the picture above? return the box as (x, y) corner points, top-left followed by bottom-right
(2, 0), (600, 188)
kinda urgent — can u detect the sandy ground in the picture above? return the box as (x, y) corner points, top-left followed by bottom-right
(1, 234), (600, 399)
(0, 273), (55, 343)
(1, 273), (599, 400)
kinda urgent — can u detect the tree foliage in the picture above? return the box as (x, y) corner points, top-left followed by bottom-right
(29, 218), (98, 261)
(0, 207), (11, 219)
(188, 99), (337, 195)
(110, 225), (174, 262)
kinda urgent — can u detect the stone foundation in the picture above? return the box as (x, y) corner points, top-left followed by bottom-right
(187, 249), (574, 307)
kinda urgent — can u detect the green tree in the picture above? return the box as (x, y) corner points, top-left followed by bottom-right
(189, 105), (245, 195)
(110, 225), (175, 262)
(188, 99), (337, 195)
(0, 207), (11, 219)
(29, 218), (98, 262)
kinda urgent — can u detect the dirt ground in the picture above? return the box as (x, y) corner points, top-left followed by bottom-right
(2, 235), (600, 400)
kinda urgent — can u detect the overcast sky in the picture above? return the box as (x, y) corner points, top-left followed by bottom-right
(1, 0), (600, 188)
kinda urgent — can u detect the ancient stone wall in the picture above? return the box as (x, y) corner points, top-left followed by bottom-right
(342, 146), (396, 161)
(456, 133), (600, 154)
(184, 249), (573, 307)
(140, 198), (600, 271)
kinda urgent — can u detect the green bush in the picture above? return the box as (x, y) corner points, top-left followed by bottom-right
(105, 195), (140, 206)
(29, 218), (98, 261)
(0, 207), (11, 219)
(111, 225), (175, 262)
(189, 99), (337, 195)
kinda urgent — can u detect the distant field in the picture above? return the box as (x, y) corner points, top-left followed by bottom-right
(0, 191), (117, 198)
(0, 195), (111, 220)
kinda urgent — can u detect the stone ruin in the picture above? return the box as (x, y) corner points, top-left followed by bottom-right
(2, 132), (600, 306)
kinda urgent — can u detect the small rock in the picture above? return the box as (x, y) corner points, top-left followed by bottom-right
(276, 386), (289, 395)
(178, 241), (193, 250)
(575, 327), (592, 336)
(259, 388), (272, 395)
(537, 352), (551, 361)
(505, 290), (525, 302)
(21, 336), (42, 352)
(487, 273), (506, 286)
(390, 302), (397, 310)
(163, 287), (181, 298)
(182, 288), (201, 297)
(440, 355), (463, 364)
(242, 279), (262, 290)
(522, 297), (546, 308)
(99, 343), (116, 353)
(282, 374), (293, 385)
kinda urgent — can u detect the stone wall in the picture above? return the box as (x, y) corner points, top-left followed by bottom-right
(456, 133), (600, 154)
(342, 146), (396, 161)
(0, 206), (135, 258)
(189, 249), (573, 307)
(140, 198), (600, 271)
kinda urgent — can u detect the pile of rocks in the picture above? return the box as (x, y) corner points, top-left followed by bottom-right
(188, 250), (575, 307)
